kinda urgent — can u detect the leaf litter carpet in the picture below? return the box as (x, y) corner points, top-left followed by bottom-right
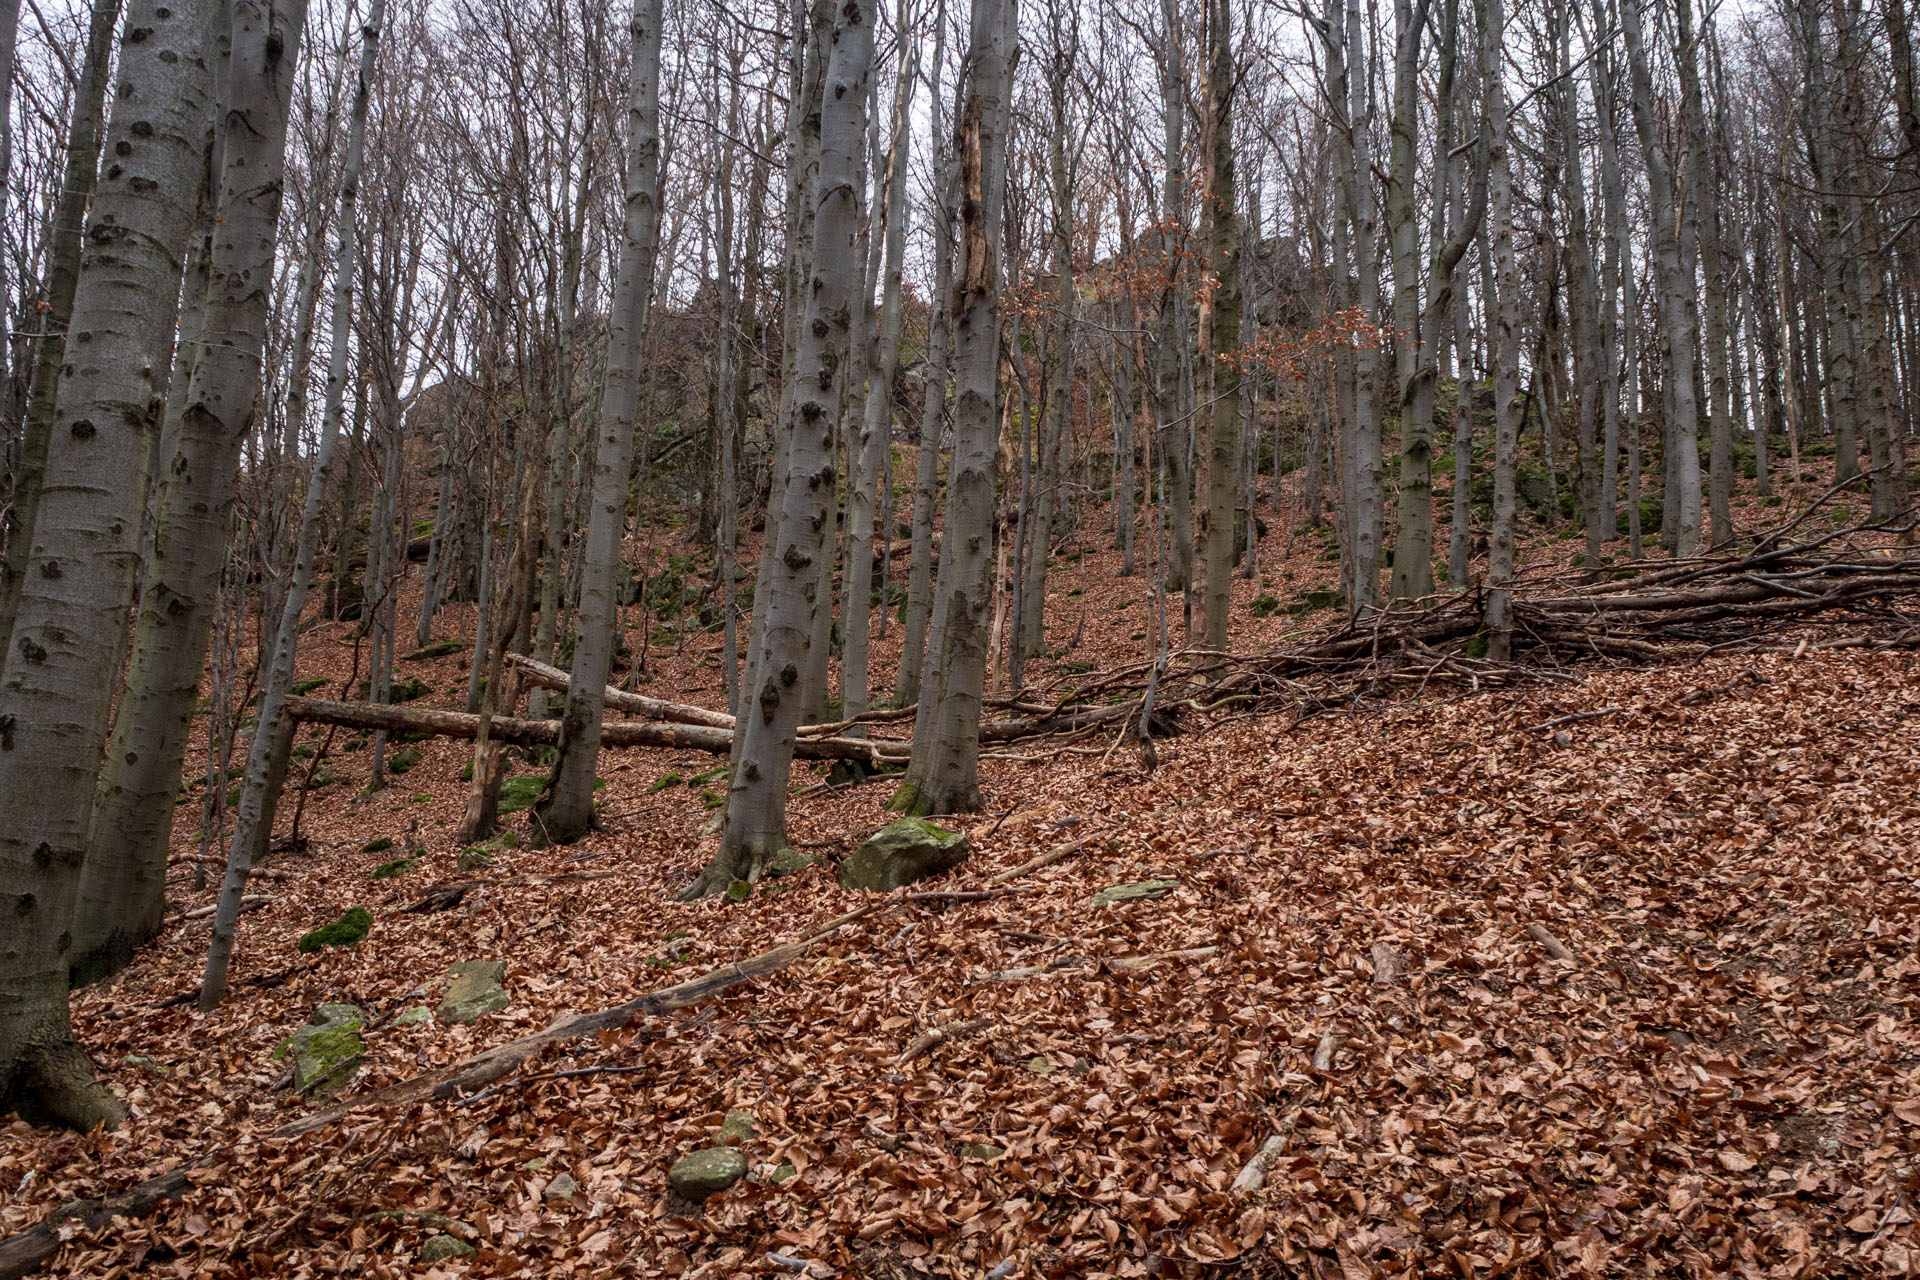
(6, 643), (1919, 1278)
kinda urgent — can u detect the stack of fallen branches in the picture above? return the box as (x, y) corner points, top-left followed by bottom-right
(279, 503), (1917, 761)
(1030, 506), (1920, 732)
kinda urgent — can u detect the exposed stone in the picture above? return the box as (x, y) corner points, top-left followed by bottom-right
(1090, 878), (1180, 908)
(418, 1234), (473, 1262)
(766, 847), (815, 878)
(271, 1003), (366, 1095)
(393, 1005), (432, 1026)
(716, 1109), (758, 1146)
(668, 1147), (748, 1201)
(838, 818), (971, 892)
(456, 848), (496, 873)
(437, 960), (508, 1024)
(1027, 1055), (1055, 1075)
(543, 1172), (579, 1201)
(769, 1160), (798, 1185)
(960, 1143), (1004, 1160)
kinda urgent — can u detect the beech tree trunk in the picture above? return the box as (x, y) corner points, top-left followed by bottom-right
(684, 0), (875, 897)
(1201, 0), (1238, 647)
(0, 0), (220, 1129)
(72, 0), (309, 988)
(894, 3), (953, 706)
(844, 18), (916, 726)
(1483, 0), (1521, 659)
(890, 0), (1016, 819)
(1621, 0), (1702, 555)
(0, 0), (119, 646)
(201, 0), (378, 1011)
(536, 0), (664, 843)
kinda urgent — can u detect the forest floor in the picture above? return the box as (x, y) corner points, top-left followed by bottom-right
(5, 466), (1920, 1279)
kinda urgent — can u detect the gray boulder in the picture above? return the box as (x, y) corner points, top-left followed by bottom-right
(438, 960), (509, 1024)
(668, 1147), (748, 1201)
(418, 1234), (474, 1262)
(838, 818), (971, 892)
(271, 1003), (366, 1095)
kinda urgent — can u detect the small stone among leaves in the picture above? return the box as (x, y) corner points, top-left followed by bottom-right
(1090, 878), (1180, 908)
(417, 1234), (473, 1262)
(668, 1147), (748, 1201)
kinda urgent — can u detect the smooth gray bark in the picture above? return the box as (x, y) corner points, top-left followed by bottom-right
(201, 0), (377, 1011)
(72, 0), (308, 989)
(685, 0), (876, 895)
(890, 0), (1016, 818)
(0, 0), (220, 1128)
(536, 0), (664, 844)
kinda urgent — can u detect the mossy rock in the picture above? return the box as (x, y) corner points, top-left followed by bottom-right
(370, 856), (418, 879)
(650, 771), (684, 793)
(1090, 878), (1179, 908)
(667, 1147), (748, 1201)
(438, 959), (509, 1024)
(418, 1235), (474, 1262)
(456, 847), (496, 873)
(496, 774), (545, 815)
(1617, 498), (1662, 536)
(686, 765), (727, 787)
(716, 1109), (758, 1146)
(766, 847), (815, 878)
(270, 1003), (365, 1095)
(838, 818), (971, 892)
(292, 677), (330, 696)
(387, 747), (422, 776)
(361, 836), (395, 854)
(1250, 594), (1280, 618)
(402, 638), (465, 662)
(297, 906), (371, 953)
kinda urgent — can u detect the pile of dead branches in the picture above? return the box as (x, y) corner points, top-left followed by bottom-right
(282, 504), (1918, 763)
(1023, 508), (1920, 742)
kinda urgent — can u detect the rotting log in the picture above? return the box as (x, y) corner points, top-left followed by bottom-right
(281, 696), (911, 763)
(506, 653), (1138, 745)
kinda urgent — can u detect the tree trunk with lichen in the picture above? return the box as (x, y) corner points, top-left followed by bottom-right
(0, 0), (221, 1129)
(682, 0), (876, 898)
(890, 0), (1016, 819)
(536, 0), (664, 844)
(72, 0), (309, 989)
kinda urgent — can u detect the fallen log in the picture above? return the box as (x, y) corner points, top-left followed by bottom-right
(506, 653), (1134, 745)
(281, 695), (910, 763)
(0, 902), (886, 1279)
